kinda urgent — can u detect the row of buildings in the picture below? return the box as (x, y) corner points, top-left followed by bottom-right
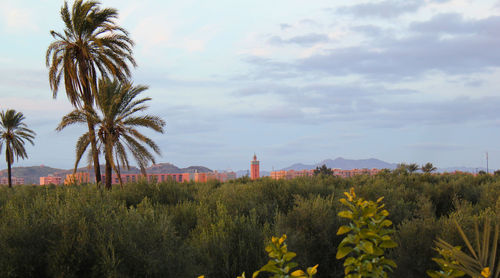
(0, 177), (25, 185)
(7, 155), (380, 186)
(269, 168), (381, 180)
(251, 154), (382, 180)
(39, 172), (90, 185)
(38, 171), (237, 185)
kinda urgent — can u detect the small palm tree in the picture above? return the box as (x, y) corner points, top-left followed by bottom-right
(46, 0), (136, 184)
(57, 79), (165, 189)
(0, 110), (36, 187)
(422, 162), (437, 173)
(407, 163), (420, 174)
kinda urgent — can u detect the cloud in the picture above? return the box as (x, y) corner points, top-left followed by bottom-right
(296, 31), (500, 80)
(350, 25), (386, 37)
(0, 68), (47, 90)
(268, 33), (330, 47)
(299, 19), (321, 27)
(231, 83), (419, 125)
(358, 96), (500, 128)
(133, 16), (173, 49)
(280, 23), (292, 30)
(0, 2), (38, 32)
(410, 13), (500, 36)
(336, 0), (423, 18)
(406, 142), (463, 151)
(232, 80), (500, 129)
(241, 12), (500, 82)
(238, 56), (297, 79)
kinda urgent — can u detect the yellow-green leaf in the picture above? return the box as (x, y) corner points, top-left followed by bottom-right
(307, 264), (318, 275)
(337, 225), (352, 235)
(379, 240), (398, 248)
(381, 219), (392, 227)
(338, 211), (353, 219)
(336, 246), (353, 259)
(363, 241), (374, 254)
(291, 270), (305, 277)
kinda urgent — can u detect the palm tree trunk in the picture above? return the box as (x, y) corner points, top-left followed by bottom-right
(104, 151), (112, 190)
(114, 152), (123, 189)
(6, 149), (12, 188)
(86, 111), (102, 186)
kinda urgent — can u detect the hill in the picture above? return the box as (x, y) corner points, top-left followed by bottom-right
(282, 157), (397, 171)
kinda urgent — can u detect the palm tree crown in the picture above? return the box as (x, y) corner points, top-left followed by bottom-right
(46, 0), (136, 107)
(0, 110), (36, 187)
(57, 79), (165, 189)
(421, 162), (437, 173)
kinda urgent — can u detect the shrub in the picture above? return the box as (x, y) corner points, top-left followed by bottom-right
(336, 188), (397, 278)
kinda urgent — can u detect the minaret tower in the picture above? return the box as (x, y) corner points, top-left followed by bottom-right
(251, 154), (260, 180)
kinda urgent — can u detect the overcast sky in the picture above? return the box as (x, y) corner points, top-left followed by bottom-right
(2, 0), (500, 171)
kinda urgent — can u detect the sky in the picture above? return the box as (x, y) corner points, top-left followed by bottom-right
(1, 0), (500, 171)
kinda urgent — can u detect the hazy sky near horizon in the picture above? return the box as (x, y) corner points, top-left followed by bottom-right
(2, 0), (500, 171)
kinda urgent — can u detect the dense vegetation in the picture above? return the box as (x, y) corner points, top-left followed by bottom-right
(0, 172), (498, 277)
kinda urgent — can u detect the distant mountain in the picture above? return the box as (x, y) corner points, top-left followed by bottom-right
(282, 163), (312, 171)
(146, 163), (211, 174)
(0, 163), (213, 185)
(283, 157), (397, 171)
(318, 157), (397, 170)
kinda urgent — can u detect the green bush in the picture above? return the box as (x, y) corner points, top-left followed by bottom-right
(0, 172), (498, 277)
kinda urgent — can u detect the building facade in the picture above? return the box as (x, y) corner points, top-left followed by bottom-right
(0, 177), (24, 185)
(40, 175), (62, 185)
(251, 154), (260, 180)
(100, 171), (237, 185)
(332, 168), (380, 178)
(270, 168), (380, 180)
(64, 172), (90, 185)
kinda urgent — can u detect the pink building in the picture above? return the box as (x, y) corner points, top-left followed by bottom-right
(270, 169), (314, 180)
(40, 175), (62, 185)
(332, 168), (380, 178)
(270, 168), (381, 180)
(64, 172), (90, 185)
(0, 177), (24, 185)
(101, 171), (237, 185)
(270, 170), (286, 180)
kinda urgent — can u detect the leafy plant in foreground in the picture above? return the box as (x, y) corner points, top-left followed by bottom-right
(427, 247), (465, 278)
(247, 234), (318, 278)
(433, 217), (499, 278)
(336, 188), (397, 277)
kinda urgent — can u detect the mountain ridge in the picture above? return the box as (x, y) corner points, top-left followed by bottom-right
(282, 157), (398, 171)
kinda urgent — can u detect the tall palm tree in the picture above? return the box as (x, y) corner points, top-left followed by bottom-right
(57, 79), (165, 189)
(0, 110), (36, 188)
(46, 0), (136, 185)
